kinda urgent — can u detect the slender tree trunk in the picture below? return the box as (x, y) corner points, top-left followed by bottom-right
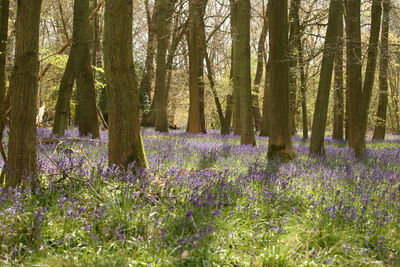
(332, 12), (344, 140)
(72, 0), (100, 138)
(252, 7), (269, 132)
(53, 53), (74, 136)
(140, 0), (157, 125)
(288, 0), (300, 135)
(187, 0), (206, 134)
(104, 0), (147, 168)
(345, 0), (362, 148)
(0, 0), (9, 114)
(221, 94), (233, 135)
(231, 0), (255, 145)
(373, 0), (390, 140)
(310, 0), (343, 155)
(268, 0), (295, 160)
(6, 0), (42, 188)
(354, 0), (382, 157)
(260, 59), (271, 137)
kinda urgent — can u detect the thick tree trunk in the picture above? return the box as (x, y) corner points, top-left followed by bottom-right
(345, 0), (362, 148)
(154, 0), (176, 133)
(354, 0), (382, 158)
(0, 0), (9, 114)
(72, 0), (100, 138)
(310, 0), (343, 155)
(6, 0), (42, 188)
(104, 0), (147, 169)
(231, 0), (255, 145)
(332, 12), (344, 140)
(373, 0), (390, 140)
(187, 0), (206, 134)
(267, 0), (295, 160)
(53, 53), (74, 136)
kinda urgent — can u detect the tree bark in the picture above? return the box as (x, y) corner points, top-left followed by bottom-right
(6, 0), (42, 188)
(310, 0), (343, 155)
(345, 0), (362, 148)
(187, 0), (206, 134)
(373, 0), (390, 140)
(252, 6), (269, 132)
(354, 0), (382, 158)
(72, 0), (100, 138)
(332, 10), (344, 140)
(0, 0), (9, 115)
(267, 0), (295, 160)
(104, 0), (147, 169)
(231, 0), (255, 145)
(52, 53), (74, 136)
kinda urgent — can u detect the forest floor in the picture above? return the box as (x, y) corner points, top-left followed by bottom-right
(0, 129), (400, 266)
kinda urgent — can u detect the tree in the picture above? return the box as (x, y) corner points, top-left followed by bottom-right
(267, 0), (295, 160)
(72, 0), (100, 138)
(187, 0), (207, 134)
(345, 0), (362, 148)
(373, 0), (391, 140)
(354, 0), (382, 157)
(310, 0), (343, 155)
(231, 0), (255, 145)
(6, 0), (42, 187)
(0, 0), (9, 115)
(104, 0), (147, 168)
(154, 0), (176, 133)
(53, 54), (74, 136)
(332, 12), (344, 140)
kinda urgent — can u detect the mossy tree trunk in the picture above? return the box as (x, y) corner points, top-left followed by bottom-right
(310, 0), (343, 155)
(231, 0), (255, 145)
(104, 0), (147, 169)
(267, 0), (295, 160)
(6, 0), (42, 188)
(72, 0), (100, 138)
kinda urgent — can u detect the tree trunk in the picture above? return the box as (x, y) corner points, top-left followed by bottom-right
(104, 0), (147, 169)
(373, 0), (390, 140)
(6, 0), (42, 188)
(310, 0), (343, 155)
(332, 11), (344, 140)
(187, 0), (206, 134)
(230, 14), (240, 136)
(140, 0), (157, 123)
(231, 0), (255, 145)
(52, 53), (74, 136)
(288, 0), (300, 135)
(72, 0), (100, 138)
(252, 6), (269, 132)
(354, 0), (382, 158)
(221, 94), (233, 135)
(154, 0), (176, 133)
(260, 59), (271, 137)
(0, 0), (9, 114)
(267, 0), (295, 160)
(345, 0), (362, 148)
